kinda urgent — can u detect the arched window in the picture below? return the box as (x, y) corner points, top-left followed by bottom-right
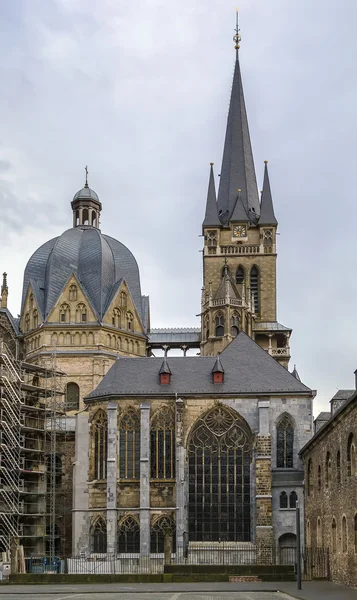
(215, 312), (225, 337)
(279, 491), (288, 509)
(325, 452), (331, 488)
(66, 382), (80, 411)
(112, 308), (121, 328)
(289, 491), (297, 509)
(354, 514), (357, 554)
(151, 407), (175, 479)
(306, 520), (311, 547)
(126, 311), (134, 331)
(150, 515), (176, 554)
(25, 313), (30, 332)
(76, 303), (87, 323)
(91, 518), (107, 553)
(75, 210), (79, 226)
(83, 208), (89, 225)
(59, 303), (70, 323)
(230, 312), (239, 337)
(342, 516), (347, 553)
(276, 414), (294, 468)
(119, 409), (140, 479)
(118, 516), (140, 553)
(29, 293), (34, 309)
(347, 433), (356, 476)
(188, 405), (252, 541)
(337, 450), (341, 484)
(318, 465), (321, 491)
(92, 411), (107, 480)
(221, 266), (231, 278)
(317, 517), (322, 547)
(69, 285), (77, 301)
(33, 309), (38, 329)
(250, 266), (259, 314)
(91, 211), (97, 227)
(236, 265), (244, 285)
(332, 518), (337, 553)
(307, 459), (313, 496)
(204, 316), (209, 341)
(120, 291), (127, 308)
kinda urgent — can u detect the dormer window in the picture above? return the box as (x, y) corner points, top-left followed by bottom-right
(160, 373), (171, 385)
(212, 355), (224, 384)
(159, 357), (171, 385)
(213, 371), (223, 384)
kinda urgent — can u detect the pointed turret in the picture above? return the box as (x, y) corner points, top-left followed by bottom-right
(1, 273), (8, 309)
(259, 161), (277, 225)
(202, 163), (220, 229)
(291, 364), (301, 382)
(217, 18), (260, 224)
(212, 354), (225, 374)
(230, 189), (248, 222)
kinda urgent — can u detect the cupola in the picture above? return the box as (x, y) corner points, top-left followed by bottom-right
(212, 354), (224, 383)
(71, 166), (102, 229)
(159, 357), (171, 385)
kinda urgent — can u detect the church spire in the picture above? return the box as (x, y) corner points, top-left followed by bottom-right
(1, 272), (8, 309)
(202, 162), (220, 228)
(217, 12), (260, 224)
(259, 161), (277, 225)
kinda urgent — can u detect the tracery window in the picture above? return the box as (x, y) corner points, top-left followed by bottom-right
(150, 407), (175, 479)
(236, 265), (244, 285)
(215, 312), (224, 337)
(119, 409), (140, 479)
(91, 518), (107, 553)
(347, 433), (356, 476)
(342, 516), (347, 553)
(59, 303), (70, 324)
(332, 518), (337, 553)
(25, 313), (30, 332)
(92, 411), (107, 480)
(280, 491), (288, 509)
(263, 229), (273, 252)
(289, 491), (297, 509)
(120, 292), (127, 308)
(150, 515), (176, 554)
(230, 312), (239, 337)
(33, 309), (38, 329)
(337, 450), (341, 484)
(207, 230), (217, 255)
(276, 414), (294, 468)
(307, 459), (313, 496)
(325, 452), (331, 488)
(126, 311), (134, 331)
(112, 308), (121, 328)
(118, 516), (140, 553)
(76, 303), (87, 323)
(250, 266), (259, 314)
(65, 382), (80, 411)
(188, 405), (252, 542)
(204, 316), (209, 341)
(69, 284), (77, 301)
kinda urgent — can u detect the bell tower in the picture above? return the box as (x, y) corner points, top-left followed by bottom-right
(200, 18), (291, 367)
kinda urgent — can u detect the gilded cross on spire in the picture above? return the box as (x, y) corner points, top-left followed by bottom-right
(233, 8), (241, 57)
(85, 165), (89, 187)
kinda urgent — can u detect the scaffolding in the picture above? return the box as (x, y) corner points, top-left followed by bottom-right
(0, 340), (66, 557)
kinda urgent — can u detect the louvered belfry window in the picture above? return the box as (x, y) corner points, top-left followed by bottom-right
(276, 414), (294, 468)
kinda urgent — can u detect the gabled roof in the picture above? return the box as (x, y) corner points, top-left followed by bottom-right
(259, 162), (277, 226)
(202, 163), (220, 228)
(86, 331), (313, 400)
(0, 307), (20, 335)
(159, 357), (171, 375)
(212, 355), (224, 374)
(217, 55), (260, 223)
(230, 194), (248, 222)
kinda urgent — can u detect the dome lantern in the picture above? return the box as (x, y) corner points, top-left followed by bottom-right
(71, 166), (102, 229)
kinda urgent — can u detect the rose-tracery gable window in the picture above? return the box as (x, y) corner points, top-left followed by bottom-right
(150, 407), (175, 479)
(91, 517), (107, 553)
(92, 411), (107, 480)
(118, 516), (140, 553)
(76, 303), (87, 323)
(276, 414), (294, 468)
(69, 284), (78, 301)
(119, 409), (140, 479)
(59, 303), (70, 324)
(112, 307), (121, 328)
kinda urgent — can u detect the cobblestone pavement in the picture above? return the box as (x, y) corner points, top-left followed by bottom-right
(0, 593), (294, 600)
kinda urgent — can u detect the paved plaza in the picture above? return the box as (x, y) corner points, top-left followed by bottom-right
(0, 593), (293, 600)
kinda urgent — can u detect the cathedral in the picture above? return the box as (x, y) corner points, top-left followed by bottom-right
(0, 27), (315, 562)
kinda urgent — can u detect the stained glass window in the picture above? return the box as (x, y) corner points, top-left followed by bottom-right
(276, 414), (294, 468)
(118, 516), (140, 553)
(92, 518), (107, 553)
(188, 405), (252, 542)
(119, 409), (140, 479)
(150, 515), (176, 553)
(150, 407), (175, 479)
(92, 411), (107, 480)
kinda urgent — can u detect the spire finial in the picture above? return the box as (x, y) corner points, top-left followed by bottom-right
(233, 8), (241, 57)
(1, 272), (8, 309)
(85, 165), (89, 188)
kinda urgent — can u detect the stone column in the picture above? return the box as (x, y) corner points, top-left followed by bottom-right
(175, 397), (185, 556)
(256, 400), (274, 563)
(72, 410), (90, 555)
(106, 402), (118, 555)
(140, 402), (151, 557)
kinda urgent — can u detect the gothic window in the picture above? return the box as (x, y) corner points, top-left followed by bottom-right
(120, 292), (127, 308)
(325, 452), (331, 488)
(347, 433), (356, 477)
(204, 316), (209, 341)
(289, 491), (297, 509)
(126, 311), (134, 331)
(318, 465), (321, 491)
(33, 309), (38, 329)
(276, 414), (294, 468)
(29, 293), (34, 309)
(280, 491), (288, 509)
(215, 312), (224, 337)
(119, 409), (140, 479)
(76, 303), (87, 323)
(112, 308), (121, 328)
(91, 518), (107, 553)
(342, 516), (347, 553)
(118, 516), (140, 553)
(69, 284), (77, 301)
(332, 518), (337, 553)
(75, 210), (79, 226)
(150, 515), (176, 554)
(317, 517), (322, 547)
(337, 450), (341, 484)
(207, 230), (217, 254)
(188, 405), (252, 542)
(92, 411), (107, 480)
(59, 303), (70, 323)
(221, 266), (231, 278)
(263, 229), (273, 252)
(230, 312), (239, 337)
(236, 265), (244, 285)
(25, 313), (30, 332)
(150, 407), (175, 479)
(65, 382), (80, 411)
(250, 266), (259, 314)
(91, 211), (97, 227)
(307, 460), (313, 496)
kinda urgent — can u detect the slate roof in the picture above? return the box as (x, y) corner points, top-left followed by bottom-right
(217, 55), (260, 223)
(202, 164), (220, 228)
(331, 389), (354, 401)
(86, 331), (313, 400)
(0, 307), (20, 335)
(316, 412), (330, 421)
(72, 185), (101, 204)
(21, 227), (145, 323)
(258, 162), (277, 226)
(148, 328), (201, 344)
(254, 322), (291, 332)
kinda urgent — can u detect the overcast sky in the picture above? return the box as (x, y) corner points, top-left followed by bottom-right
(1, 0), (356, 416)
